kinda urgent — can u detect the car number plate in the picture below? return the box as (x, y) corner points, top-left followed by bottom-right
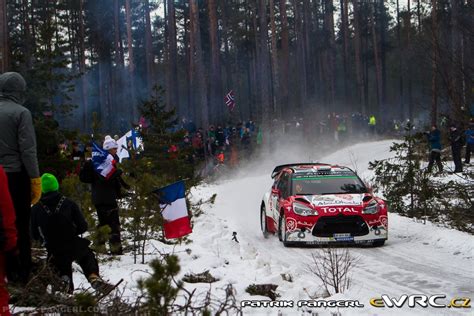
(333, 233), (351, 238)
(333, 233), (353, 241)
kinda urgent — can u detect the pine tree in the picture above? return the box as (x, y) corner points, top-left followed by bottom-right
(138, 255), (182, 314)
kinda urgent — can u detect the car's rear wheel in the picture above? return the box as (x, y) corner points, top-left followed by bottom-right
(260, 207), (269, 238)
(278, 213), (290, 247)
(372, 239), (386, 247)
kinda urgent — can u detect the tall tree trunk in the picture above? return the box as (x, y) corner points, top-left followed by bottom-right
(221, 0), (233, 93)
(324, 0), (336, 106)
(167, 0), (179, 113)
(258, 0), (271, 127)
(269, 0), (280, 117)
(125, 0), (136, 120)
(379, 0), (387, 106)
(112, 0), (122, 130)
(79, 0), (88, 130)
(114, 0), (124, 66)
(302, 0), (311, 97)
(407, 0), (413, 121)
(431, 0), (438, 125)
(183, 12), (192, 118)
(451, 0), (462, 120)
(22, 0), (32, 71)
(279, 0), (289, 115)
(189, 0), (208, 127)
(416, 0), (422, 32)
(144, 0), (154, 93)
(208, 0), (222, 123)
(353, 1), (365, 114)
(312, 0), (322, 101)
(252, 0), (259, 120)
(396, 0), (404, 119)
(293, 0), (307, 110)
(371, 3), (383, 113)
(0, 0), (8, 72)
(341, 0), (350, 104)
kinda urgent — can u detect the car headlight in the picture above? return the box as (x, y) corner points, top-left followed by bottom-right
(362, 200), (379, 214)
(293, 203), (318, 216)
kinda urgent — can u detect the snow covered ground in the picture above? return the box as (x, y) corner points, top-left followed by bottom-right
(66, 139), (473, 315)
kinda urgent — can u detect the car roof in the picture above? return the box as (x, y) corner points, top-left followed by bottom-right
(271, 163), (355, 178)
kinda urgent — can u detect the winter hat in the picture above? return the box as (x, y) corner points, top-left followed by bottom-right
(103, 135), (118, 150)
(41, 173), (59, 194)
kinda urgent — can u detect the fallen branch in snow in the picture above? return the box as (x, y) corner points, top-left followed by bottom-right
(182, 270), (220, 283)
(245, 284), (280, 301)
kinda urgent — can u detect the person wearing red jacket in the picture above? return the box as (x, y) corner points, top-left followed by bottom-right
(0, 165), (18, 316)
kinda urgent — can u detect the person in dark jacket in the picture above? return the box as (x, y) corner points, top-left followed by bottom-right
(464, 122), (474, 164)
(91, 136), (127, 255)
(0, 166), (17, 316)
(449, 125), (464, 173)
(0, 72), (41, 284)
(31, 173), (113, 294)
(426, 125), (443, 173)
(216, 126), (225, 148)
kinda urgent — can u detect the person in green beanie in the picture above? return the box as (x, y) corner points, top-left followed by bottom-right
(31, 173), (114, 294)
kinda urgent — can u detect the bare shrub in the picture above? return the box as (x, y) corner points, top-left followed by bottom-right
(307, 248), (358, 295)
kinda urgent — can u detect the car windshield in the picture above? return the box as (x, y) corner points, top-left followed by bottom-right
(291, 172), (367, 195)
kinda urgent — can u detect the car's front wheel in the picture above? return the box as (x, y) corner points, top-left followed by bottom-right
(260, 206), (269, 238)
(278, 213), (290, 247)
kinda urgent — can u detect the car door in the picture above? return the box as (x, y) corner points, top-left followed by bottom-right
(270, 175), (281, 223)
(275, 172), (290, 222)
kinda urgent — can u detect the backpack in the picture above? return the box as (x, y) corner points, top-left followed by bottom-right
(40, 197), (77, 253)
(79, 160), (94, 183)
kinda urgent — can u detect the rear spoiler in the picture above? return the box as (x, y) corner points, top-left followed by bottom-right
(271, 163), (331, 178)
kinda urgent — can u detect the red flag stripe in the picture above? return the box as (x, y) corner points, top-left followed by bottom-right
(163, 216), (192, 239)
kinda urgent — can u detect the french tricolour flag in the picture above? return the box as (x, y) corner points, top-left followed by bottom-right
(154, 181), (192, 239)
(92, 142), (117, 179)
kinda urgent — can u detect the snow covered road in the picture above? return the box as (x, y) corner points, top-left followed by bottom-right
(187, 140), (474, 315)
(86, 139), (473, 316)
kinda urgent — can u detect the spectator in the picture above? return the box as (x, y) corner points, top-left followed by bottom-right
(426, 125), (443, 173)
(0, 166), (17, 316)
(464, 122), (474, 164)
(337, 120), (347, 143)
(70, 141), (85, 162)
(368, 115), (377, 135)
(256, 127), (263, 145)
(0, 72), (40, 284)
(216, 125), (225, 147)
(91, 136), (128, 255)
(168, 144), (179, 159)
(241, 128), (251, 151)
(208, 125), (216, 139)
(449, 125), (464, 173)
(31, 173), (114, 294)
(192, 132), (204, 159)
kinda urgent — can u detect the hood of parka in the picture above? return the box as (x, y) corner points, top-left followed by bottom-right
(0, 72), (27, 105)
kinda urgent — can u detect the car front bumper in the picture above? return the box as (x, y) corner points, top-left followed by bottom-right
(284, 225), (387, 245)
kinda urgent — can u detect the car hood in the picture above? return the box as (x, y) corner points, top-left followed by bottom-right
(297, 194), (366, 207)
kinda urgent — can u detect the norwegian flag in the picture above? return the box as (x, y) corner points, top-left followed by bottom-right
(224, 90), (236, 112)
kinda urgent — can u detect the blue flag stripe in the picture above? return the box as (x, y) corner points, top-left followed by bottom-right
(154, 181), (185, 204)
